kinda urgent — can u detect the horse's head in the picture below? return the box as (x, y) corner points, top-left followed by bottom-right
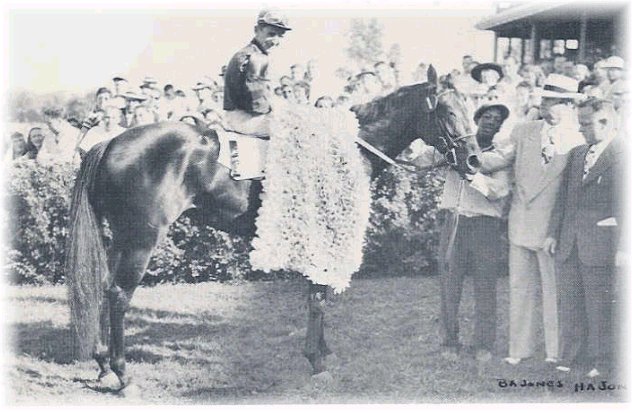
(418, 65), (481, 178)
(351, 68), (480, 179)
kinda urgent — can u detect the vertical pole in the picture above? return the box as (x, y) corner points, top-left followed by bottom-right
(520, 38), (526, 64)
(579, 10), (587, 62)
(493, 32), (498, 63)
(530, 22), (541, 62)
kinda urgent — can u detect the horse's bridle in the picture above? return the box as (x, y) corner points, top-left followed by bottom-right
(356, 87), (474, 173)
(422, 88), (475, 168)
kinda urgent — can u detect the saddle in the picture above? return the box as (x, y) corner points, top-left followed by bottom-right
(213, 127), (269, 180)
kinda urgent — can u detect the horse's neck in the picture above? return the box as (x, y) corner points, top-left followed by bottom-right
(357, 119), (417, 179)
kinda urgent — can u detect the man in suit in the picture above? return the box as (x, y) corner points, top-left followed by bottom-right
(545, 98), (624, 378)
(502, 74), (585, 366)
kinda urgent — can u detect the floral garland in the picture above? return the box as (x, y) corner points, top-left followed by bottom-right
(249, 103), (371, 293)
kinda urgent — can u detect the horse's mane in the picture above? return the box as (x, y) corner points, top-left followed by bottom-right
(352, 83), (430, 124)
(351, 83), (432, 143)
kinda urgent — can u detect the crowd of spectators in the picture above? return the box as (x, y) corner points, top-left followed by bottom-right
(4, 48), (627, 168)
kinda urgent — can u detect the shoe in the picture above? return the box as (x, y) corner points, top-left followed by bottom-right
(545, 357), (559, 364)
(556, 365), (571, 372)
(503, 357), (521, 365)
(586, 368), (600, 378)
(476, 349), (493, 363)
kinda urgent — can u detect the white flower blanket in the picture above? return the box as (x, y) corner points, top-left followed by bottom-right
(249, 104), (371, 293)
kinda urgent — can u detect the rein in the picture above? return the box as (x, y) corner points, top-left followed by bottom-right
(354, 137), (416, 172)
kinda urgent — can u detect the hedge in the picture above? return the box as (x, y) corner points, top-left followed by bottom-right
(4, 159), (443, 285)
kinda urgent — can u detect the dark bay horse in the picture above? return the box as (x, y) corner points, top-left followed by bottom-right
(65, 66), (477, 390)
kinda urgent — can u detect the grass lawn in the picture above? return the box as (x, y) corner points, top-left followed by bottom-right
(5, 275), (628, 404)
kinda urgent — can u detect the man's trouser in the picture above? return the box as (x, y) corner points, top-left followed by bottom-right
(507, 243), (559, 359)
(556, 243), (615, 370)
(438, 211), (503, 352)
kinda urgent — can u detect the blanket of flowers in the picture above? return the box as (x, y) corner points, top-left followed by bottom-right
(249, 103), (371, 293)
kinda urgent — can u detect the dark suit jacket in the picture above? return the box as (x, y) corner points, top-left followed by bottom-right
(549, 138), (624, 267)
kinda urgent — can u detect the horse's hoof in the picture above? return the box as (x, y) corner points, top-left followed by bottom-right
(119, 382), (142, 399)
(311, 370), (333, 385)
(97, 371), (122, 391)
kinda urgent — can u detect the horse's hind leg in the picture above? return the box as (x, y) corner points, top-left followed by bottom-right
(94, 249), (121, 383)
(108, 232), (160, 388)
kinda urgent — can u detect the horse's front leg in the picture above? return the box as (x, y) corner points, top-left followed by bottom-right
(304, 282), (332, 375)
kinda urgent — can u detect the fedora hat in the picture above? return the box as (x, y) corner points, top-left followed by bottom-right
(142, 76), (158, 85)
(257, 9), (291, 31)
(473, 102), (510, 124)
(121, 89), (150, 102)
(470, 63), (504, 83)
(602, 56), (624, 70)
(192, 78), (215, 91)
(538, 74), (583, 99)
(191, 81), (213, 90)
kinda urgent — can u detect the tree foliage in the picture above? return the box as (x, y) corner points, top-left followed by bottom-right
(345, 18), (385, 70)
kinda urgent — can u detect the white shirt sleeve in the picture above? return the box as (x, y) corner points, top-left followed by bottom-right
(468, 169), (512, 200)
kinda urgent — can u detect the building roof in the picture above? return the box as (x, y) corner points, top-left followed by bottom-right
(475, 2), (573, 31)
(476, 1), (625, 38)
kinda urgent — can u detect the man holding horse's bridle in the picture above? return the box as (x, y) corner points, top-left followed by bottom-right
(223, 9), (291, 137)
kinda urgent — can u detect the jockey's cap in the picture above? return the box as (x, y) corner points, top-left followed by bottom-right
(257, 9), (291, 31)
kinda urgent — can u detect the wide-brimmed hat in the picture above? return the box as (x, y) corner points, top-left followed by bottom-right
(538, 74), (583, 99)
(473, 102), (510, 124)
(257, 9), (291, 31)
(112, 75), (127, 82)
(602, 55), (624, 70)
(121, 90), (150, 102)
(192, 81), (212, 91)
(142, 76), (158, 85)
(470, 63), (504, 83)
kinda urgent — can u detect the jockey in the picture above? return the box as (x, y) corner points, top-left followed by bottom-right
(223, 9), (291, 137)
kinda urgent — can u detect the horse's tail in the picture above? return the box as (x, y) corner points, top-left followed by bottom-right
(65, 142), (110, 360)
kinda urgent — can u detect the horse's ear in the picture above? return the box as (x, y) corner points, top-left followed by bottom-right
(427, 65), (438, 87)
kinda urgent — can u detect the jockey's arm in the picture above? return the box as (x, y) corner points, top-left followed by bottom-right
(244, 53), (271, 115)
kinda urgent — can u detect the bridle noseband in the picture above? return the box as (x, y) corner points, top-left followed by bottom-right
(422, 88), (475, 167)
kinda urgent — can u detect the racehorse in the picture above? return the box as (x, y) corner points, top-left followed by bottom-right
(65, 66), (478, 391)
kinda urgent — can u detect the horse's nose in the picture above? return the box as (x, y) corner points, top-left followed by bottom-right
(466, 154), (481, 173)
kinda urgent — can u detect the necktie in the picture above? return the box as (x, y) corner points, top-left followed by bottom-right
(583, 145), (598, 179)
(541, 127), (555, 164)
